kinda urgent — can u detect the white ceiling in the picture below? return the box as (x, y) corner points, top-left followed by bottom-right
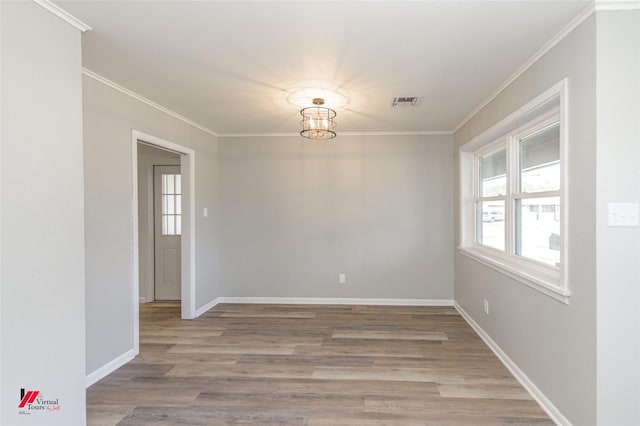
(56, 0), (590, 135)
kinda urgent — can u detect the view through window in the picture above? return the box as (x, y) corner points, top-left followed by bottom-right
(473, 120), (561, 269)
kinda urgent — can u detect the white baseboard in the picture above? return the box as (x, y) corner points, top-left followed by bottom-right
(219, 297), (453, 306)
(194, 297), (222, 317)
(139, 297), (146, 303)
(454, 302), (571, 426)
(85, 348), (137, 388)
(193, 296), (453, 317)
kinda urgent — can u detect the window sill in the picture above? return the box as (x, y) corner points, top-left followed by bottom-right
(458, 246), (570, 304)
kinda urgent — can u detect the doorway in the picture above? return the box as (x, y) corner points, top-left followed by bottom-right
(132, 130), (196, 354)
(153, 164), (182, 300)
(137, 144), (182, 302)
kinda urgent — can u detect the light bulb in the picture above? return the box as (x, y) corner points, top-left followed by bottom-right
(310, 118), (315, 129)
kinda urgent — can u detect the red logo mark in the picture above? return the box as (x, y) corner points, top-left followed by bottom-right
(19, 390), (39, 408)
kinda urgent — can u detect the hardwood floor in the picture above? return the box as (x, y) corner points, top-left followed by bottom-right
(87, 303), (553, 425)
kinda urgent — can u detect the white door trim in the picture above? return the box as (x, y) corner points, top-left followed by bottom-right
(131, 130), (196, 352)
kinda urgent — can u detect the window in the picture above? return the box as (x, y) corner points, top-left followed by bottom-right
(475, 144), (507, 251)
(161, 173), (182, 235)
(459, 80), (569, 303)
(514, 122), (560, 267)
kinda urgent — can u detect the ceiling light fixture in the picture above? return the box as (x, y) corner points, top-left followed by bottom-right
(300, 98), (336, 140)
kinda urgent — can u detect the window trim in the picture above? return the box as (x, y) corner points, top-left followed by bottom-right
(459, 79), (570, 304)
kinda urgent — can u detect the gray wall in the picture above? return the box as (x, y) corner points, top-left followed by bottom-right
(83, 76), (220, 375)
(137, 144), (180, 302)
(595, 10), (640, 425)
(218, 134), (454, 300)
(454, 17), (597, 425)
(1, 2), (86, 424)
(85, 89), (455, 380)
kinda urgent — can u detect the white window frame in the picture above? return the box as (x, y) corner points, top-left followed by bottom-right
(473, 139), (508, 252)
(459, 79), (570, 304)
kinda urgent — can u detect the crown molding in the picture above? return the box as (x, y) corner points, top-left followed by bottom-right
(218, 130), (452, 138)
(33, 0), (92, 32)
(595, 0), (640, 10)
(452, 2), (595, 134)
(82, 68), (218, 137)
(218, 132), (300, 138)
(340, 131), (453, 136)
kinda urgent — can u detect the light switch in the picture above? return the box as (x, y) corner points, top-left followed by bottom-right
(607, 203), (639, 227)
(203, 207), (208, 217)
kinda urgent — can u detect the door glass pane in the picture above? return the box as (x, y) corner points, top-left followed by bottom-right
(479, 148), (506, 197)
(160, 173), (182, 236)
(166, 216), (175, 235)
(166, 195), (175, 214)
(176, 216), (182, 235)
(519, 123), (560, 193)
(515, 196), (560, 267)
(478, 200), (505, 251)
(175, 175), (182, 195)
(165, 174), (175, 194)
(162, 215), (169, 235)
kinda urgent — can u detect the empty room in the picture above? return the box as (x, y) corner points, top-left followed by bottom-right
(1, 1), (639, 425)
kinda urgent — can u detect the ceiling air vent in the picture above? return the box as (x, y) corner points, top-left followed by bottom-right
(391, 96), (421, 109)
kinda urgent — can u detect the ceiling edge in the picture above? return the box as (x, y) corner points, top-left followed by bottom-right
(219, 131), (453, 138)
(451, 2), (596, 134)
(82, 67), (453, 137)
(35, 0), (92, 32)
(219, 133), (301, 138)
(340, 131), (453, 136)
(595, 0), (640, 11)
(82, 68), (218, 137)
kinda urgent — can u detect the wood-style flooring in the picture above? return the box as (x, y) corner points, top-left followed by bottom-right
(87, 303), (553, 425)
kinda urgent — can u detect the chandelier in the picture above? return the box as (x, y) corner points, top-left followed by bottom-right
(300, 98), (336, 140)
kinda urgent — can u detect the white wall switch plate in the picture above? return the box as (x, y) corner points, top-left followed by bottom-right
(339, 274), (346, 284)
(483, 299), (489, 315)
(203, 207), (208, 217)
(607, 203), (639, 227)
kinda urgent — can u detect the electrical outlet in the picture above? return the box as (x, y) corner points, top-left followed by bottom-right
(483, 299), (489, 315)
(339, 273), (346, 284)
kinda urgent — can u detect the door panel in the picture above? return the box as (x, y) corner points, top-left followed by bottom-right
(154, 165), (181, 300)
(161, 248), (179, 282)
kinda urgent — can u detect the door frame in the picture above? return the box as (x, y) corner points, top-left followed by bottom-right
(131, 130), (196, 351)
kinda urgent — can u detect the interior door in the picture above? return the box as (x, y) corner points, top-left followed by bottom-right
(154, 165), (182, 300)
